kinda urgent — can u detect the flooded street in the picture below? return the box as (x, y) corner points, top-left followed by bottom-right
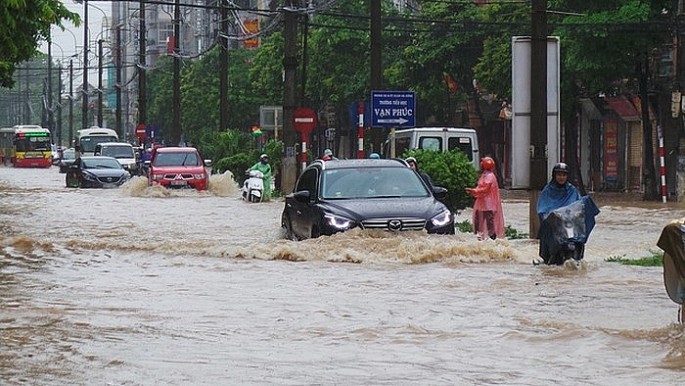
(2, 166), (685, 385)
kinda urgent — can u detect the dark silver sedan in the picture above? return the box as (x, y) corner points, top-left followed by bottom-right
(65, 156), (130, 188)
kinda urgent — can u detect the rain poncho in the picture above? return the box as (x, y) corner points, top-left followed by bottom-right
(249, 161), (272, 200)
(536, 180), (581, 221)
(657, 219), (685, 304)
(537, 195), (600, 264)
(468, 170), (505, 239)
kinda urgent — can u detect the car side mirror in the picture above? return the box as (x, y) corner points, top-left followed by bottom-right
(293, 190), (311, 203)
(432, 186), (448, 200)
(204, 159), (212, 167)
(144, 160), (151, 166)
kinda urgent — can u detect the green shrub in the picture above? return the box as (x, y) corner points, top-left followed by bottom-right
(197, 129), (284, 184)
(403, 149), (478, 212)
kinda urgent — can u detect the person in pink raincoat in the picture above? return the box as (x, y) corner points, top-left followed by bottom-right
(465, 157), (505, 240)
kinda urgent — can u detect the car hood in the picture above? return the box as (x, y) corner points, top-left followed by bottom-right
(319, 197), (448, 220)
(150, 165), (206, 174)
(114, 157), (136, 165)
(85, 168), (128, 178)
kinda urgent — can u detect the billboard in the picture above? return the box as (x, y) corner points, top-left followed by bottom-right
(510, 36), (560, 189)
(243, 19), (260, 48)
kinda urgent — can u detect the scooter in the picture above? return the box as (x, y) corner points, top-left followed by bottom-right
(538, 196), (600, 265)
(242, 170), (264, 203)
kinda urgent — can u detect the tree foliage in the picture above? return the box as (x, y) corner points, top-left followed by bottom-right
(146, 46), (271, 146)
(402, 149), (478, 212)
(0, 0), (79, 87)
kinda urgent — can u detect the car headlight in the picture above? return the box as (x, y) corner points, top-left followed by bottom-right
(193, 173), (206, 179)
(152, 174), (164, 180)
(324, 214), (354, 230)
(82, 171), (97, 181)
(430, 209), (452, 227)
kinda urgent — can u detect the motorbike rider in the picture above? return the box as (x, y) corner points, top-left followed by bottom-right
(248, 153), (272, 201)
(405, 156), (434, 188)
(536, 162), (599, 264)
(536, 163), (580, 219)
(321, 148), (337, 161)
(465, 156), (505, 240)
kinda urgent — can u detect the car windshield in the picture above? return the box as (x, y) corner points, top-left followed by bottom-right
(79, 136), (118, 153)
(101, 145), (134, 159)
(154, 152), (200, 167)
(321, 166), (430, 199)
(62, 149), (76, 160)
(81, 158), (123, 170)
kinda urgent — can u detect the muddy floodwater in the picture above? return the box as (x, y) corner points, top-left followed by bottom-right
(2, 166), (685, 385)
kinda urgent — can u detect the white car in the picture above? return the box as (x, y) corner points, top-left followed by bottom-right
(93, 142), (139, 175)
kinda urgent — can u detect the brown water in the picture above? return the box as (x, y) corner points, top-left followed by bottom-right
(1, 167), (685, 385)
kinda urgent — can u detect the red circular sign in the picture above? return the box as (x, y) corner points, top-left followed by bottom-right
(293, 107), (317, 134)
(135, 124), (147, 141)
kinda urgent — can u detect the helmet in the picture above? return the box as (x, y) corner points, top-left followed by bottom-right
(323, 148), (333, 156)
(369, 153), (380, 159)
(260, 153), (269, 161)
(552, 162), (569, 176)
(480, 157), (495, 170)
(405, 157), (417, 164)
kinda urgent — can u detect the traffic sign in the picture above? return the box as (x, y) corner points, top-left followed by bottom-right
(136, 124), (147, 141)
(370, 91), (416, 127)
(293, 107), (317, 134)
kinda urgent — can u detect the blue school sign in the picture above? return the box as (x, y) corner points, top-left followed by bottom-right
(370, 91), (416, 128)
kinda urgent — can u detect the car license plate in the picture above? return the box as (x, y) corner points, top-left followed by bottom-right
(171, 180), (187, 186)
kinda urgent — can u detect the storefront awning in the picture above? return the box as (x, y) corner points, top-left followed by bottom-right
(605, 96), (641, 122)
(629, 95), (656, 121)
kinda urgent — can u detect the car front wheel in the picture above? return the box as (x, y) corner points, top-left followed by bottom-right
(282, 215), (296, 241)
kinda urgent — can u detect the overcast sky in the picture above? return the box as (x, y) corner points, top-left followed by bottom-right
(39, 1), (111, 75)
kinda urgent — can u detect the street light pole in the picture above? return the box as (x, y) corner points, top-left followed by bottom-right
(98, 38), (103, 127)
(82, 0), (89, 131)
(48, 35), (54, 134)
(138, 0), (147, 136)
(69, 59), (74, 146)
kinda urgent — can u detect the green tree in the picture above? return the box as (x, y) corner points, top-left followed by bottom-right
(0, 0), (79, 87)
(471, 0), (671, 102)
(403, 149), (478, 211)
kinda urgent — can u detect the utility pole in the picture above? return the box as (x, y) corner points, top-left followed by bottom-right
(138, 0), (147, 132)
(529, 0), (548, 237)
(82, 0), (89, 130)
(369, 0), (382, 153)
(282, 5), (299, 194)
(98, 38), (103, 127)
(172, 0), (181, 144)
(69, 60), (74, 145)
(219, 0), (228, 132)
(115, 26), (122, 138)
(57, 63), (63, 146)
(25, 64), (30, 124)
(48, 36), (53, 134)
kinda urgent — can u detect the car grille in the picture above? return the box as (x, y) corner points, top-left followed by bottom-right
(97, 176), (125, 184)
(164, 173), (194, 180)
(361, 217), (426, 231)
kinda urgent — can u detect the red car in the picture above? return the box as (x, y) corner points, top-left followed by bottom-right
(147, 146), (210, 191)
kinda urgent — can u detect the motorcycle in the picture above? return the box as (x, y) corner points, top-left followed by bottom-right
(242, 170), (264, 203)
(537, 195), (600, 265)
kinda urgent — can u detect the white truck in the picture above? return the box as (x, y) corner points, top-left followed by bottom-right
(384, 127), (480, 170)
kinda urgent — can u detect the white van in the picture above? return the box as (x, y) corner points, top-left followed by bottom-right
(385, 127), (480, 169)
(93, 142), (138, 174)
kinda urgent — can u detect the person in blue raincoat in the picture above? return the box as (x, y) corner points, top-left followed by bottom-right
(536, 162), (600, 265)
